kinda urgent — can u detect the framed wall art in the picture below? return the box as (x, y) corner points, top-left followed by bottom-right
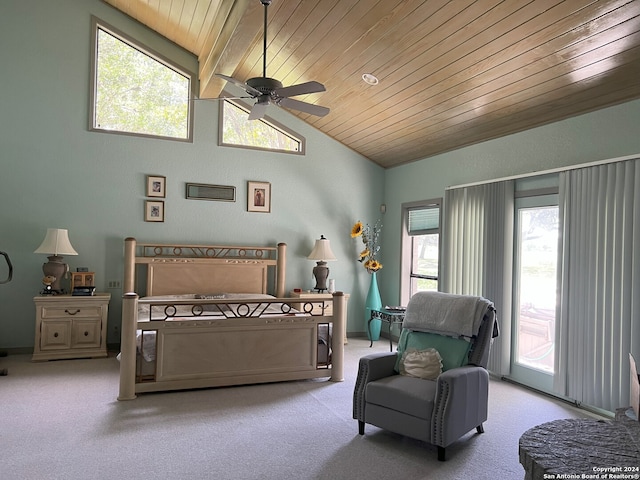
(146, 175), (166, 198)
(145, 200), (165, 222)
(247, 181), (271, 213)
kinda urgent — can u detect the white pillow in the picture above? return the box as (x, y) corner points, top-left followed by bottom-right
(399, 348), (443, 380)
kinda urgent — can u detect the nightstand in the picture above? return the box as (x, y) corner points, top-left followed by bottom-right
(289, 291), (350, 344)
(32, 294), (111, 361)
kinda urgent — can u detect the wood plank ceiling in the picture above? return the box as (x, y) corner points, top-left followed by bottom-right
(104, 0), (640, 168)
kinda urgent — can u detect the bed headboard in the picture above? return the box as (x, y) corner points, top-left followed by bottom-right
(123, 238), (287, 297)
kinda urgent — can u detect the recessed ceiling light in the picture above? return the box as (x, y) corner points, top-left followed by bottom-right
(362, 73), (379, 86)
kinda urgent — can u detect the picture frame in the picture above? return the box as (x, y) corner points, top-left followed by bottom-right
(145, 200), (165, 222)
(247, 181), (271, 213)
(146, 175), (166, 198)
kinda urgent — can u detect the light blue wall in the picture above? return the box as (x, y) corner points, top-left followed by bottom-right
(2, 0), (639, 350)
(0, 0), (384, 349)
(380, 99), (640, 305)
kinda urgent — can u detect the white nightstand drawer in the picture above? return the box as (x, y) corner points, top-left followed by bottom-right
(72, 319), (101, 348)
(40, 305), (102, 319)
(40, 320), (72, 350)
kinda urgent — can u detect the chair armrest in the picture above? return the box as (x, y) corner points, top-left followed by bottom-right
(353, 352), (398, 421)
(431, 366), (489, 447)
(358, 352), (398, 381)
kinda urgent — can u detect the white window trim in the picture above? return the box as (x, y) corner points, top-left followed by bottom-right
(218, 98), (306, 155)
(89, 16), (195, 142)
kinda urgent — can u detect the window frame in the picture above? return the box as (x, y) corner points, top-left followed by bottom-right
(89, 17), (195, 142)
(400, 198), (442, 305)
(219, 98), (306, 155)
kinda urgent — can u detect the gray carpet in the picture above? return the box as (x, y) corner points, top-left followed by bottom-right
(1, 339), (602, 480)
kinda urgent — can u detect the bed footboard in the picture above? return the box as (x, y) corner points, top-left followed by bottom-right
(118, 293), (345, 400)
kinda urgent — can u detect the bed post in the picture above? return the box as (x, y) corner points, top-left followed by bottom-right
(276, 242), (286, 298)
(123, 237), (136, 294)
(331, 292), (345, 382)
(118, 292), (138, 400)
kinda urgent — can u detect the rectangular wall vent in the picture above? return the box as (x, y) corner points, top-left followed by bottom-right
(186, 183), (236, 202)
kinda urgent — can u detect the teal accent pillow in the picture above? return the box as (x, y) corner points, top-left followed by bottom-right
(395, 329), (471, 374)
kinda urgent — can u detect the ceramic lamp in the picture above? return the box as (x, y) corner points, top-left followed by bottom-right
(307, 235), (337, 292)
(34, 228), (78, 293)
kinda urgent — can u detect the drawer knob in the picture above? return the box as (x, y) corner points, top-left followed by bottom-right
(54, 332), (59, 338)
(84, 331), (89, 337)
(65, 309), (80, 316)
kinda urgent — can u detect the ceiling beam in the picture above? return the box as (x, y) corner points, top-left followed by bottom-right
(199, 0), (262, 98)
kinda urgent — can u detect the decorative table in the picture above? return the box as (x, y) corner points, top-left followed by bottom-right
(519, 416), (640, 480)
(369, 308), (405, 351)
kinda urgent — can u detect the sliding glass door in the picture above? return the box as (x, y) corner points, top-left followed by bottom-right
(510, 194), (558, 392)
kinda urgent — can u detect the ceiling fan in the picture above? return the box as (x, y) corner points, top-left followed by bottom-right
(216, 0), (329, 120)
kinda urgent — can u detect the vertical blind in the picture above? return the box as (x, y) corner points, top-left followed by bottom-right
(554, 158), (640, 412)
(442, 181), (514, 375)
(442, 156), (640, 412)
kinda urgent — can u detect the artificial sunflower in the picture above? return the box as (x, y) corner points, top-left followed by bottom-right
(351, 220), (382, 273)
(351, 221), (364, 238)
(364, 259), (383, 272)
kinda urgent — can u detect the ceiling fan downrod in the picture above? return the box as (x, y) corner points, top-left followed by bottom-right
(246, 0), (281, 96)
(260, 0), (271, 79)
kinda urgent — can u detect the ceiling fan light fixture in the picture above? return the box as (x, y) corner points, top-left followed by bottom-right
(362, 73), (379, 85)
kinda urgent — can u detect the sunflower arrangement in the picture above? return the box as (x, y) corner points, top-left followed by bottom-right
(351, 220), (383, 273)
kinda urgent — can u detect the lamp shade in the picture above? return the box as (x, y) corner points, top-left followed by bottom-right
(307, 235), (337, 261)
(34, 228), (78, 256)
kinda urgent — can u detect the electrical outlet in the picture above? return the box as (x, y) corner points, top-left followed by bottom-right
(107, 280), (121, 289)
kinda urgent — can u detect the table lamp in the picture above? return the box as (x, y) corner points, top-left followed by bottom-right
(307, 235), (336, 292)
(34, 228), (78, 293)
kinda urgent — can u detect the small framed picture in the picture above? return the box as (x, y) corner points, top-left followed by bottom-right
(247, 181), (271, 213)
(146, 175), (166, 198)
(145, 200), (165, 222)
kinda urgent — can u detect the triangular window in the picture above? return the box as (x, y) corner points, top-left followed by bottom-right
(220, 99), (305, 154)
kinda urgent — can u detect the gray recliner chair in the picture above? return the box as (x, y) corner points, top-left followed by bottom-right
(353, 291), (498, 461)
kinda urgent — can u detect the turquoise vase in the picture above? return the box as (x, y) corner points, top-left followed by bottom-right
(365, 272), (383, 341)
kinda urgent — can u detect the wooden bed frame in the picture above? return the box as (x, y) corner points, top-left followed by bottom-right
(118, 237), (345, 400)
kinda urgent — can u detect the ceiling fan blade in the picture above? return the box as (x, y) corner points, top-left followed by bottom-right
(195, 94), (254, 102)
(274, 81), (326, 98)
(248, 101), (269, 120)
(277, 97), (330, 117)
(216, 73), (262, 97)
(195, 97), (252, 104)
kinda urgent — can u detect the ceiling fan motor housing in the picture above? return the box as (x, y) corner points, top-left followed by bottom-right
(246, 77), (283, 95)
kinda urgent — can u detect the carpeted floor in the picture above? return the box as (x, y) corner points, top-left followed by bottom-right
(1, 338), (602, 480)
